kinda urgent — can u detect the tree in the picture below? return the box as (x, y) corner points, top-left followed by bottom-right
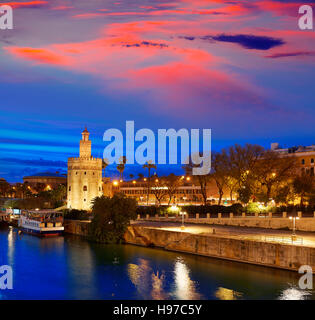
(117, 156), (127, 180)
(33, 182), (46, 193)
(164, 173), (183, 205)
(211, 152), (228, 205)
(184, 157), (210, 206)
(293, 173), (314, 206)
(0, 179), (12, 197)
(228, 144), (265, 189)
(252, 150), (297, 205)
(102, 158), (109, 177)
(89, 193), (137, 243)
(274, 185), (294, 206)
(142, 160), (157, 205)
(151, 177), (168, 206)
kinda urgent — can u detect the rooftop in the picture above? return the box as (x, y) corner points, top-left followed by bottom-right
(23, 171), (67, 178)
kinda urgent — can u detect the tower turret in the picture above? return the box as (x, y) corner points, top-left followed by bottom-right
(80, 126), (91, 158)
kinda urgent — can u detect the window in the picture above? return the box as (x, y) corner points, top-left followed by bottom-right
(69, 186), (71, 191)
(84, 199), (86, 202)
(84, 172), (86, 175)
(76, 172), (78, 175)
(83, 186), (87, 191)
(312, 158), (314, 164)
(302, 159), (305, 165)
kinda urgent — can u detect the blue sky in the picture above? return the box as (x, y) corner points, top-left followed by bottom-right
(0, 0), (314, 182)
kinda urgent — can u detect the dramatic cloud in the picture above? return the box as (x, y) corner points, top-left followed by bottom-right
(0, 1), (47, 9)
(265, 51), (315, 58)
(208, 34), (285, 50)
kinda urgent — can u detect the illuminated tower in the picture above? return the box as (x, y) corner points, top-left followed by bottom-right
(67, 128), (103, 210)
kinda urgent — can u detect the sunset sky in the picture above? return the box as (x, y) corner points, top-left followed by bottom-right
(0, 0), (314, 181)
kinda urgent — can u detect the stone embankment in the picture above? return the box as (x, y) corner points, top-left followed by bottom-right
(65, 220), (315, 272)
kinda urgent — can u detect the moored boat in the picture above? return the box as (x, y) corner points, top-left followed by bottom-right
(18, 210), (64, 237)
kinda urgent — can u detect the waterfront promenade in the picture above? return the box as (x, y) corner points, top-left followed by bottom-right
(131, 220), (315, 247)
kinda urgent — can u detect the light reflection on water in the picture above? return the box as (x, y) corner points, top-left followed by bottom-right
(1, 227), (315, 300)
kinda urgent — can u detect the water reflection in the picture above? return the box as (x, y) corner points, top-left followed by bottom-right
(172, 257), (202, 300)
(215, 287), (243, 300)
(278, 286), (312, 300)
(1, 227), (315, 300)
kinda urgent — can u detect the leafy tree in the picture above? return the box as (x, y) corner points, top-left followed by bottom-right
(274, 185), (294, 206)
(228, 143), (264, 190)
(293, 173), (314, 206)
(33, 182), (46, 193)
(252, 150), (297, 205)
(237, 185), (252, 204)
(89, 193), (137, 243)
(0, 179), (12, 197)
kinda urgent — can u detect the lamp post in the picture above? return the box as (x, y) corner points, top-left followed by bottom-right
(289, 216), (300, 241)
(180, 211), (187, 230)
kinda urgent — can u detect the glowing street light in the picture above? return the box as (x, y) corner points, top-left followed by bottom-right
(289, 216), (300, 239)
(180, 211), (187, 230)
(113, 180), (119, 186)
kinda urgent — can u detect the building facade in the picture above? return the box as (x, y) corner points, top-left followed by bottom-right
(271, 143), (315, 176)
(23, 172), (67, 189)
(109, 179), (232, 205)
(67, 128), (103, 210)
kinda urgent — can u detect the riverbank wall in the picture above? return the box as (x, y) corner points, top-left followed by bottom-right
(64, 220), (315, 272)
(124, 225), (315, 273)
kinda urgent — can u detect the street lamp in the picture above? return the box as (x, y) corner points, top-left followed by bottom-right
(289, 216), (300, 240)
(180, 211), (187, 230)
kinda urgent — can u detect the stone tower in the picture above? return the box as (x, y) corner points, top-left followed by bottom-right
(67, 128), (103, 210)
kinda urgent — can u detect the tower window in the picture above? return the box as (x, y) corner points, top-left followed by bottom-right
(84, 172), (86, 175)
(84, 199), (86, 202)
(69, 186), (71, 191)
(76, 172), (78, 175)
(83, 186), (87, 191)
(302, 159), (305, 165)
(312, 159), (314, 164)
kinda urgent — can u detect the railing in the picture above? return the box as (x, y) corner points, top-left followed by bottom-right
(137, 211), (315, 220)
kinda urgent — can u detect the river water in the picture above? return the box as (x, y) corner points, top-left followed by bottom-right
(0, 226), (314, 300)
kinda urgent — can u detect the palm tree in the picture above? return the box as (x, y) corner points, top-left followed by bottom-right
(102, 158), (109, 178)
(142, 161), (157, 205)
(117, 156), (127, 181)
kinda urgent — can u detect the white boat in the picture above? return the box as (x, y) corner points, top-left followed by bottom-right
(18, 210), (64, 237)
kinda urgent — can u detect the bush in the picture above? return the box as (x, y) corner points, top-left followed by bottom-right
(136, 204), (245, 217)
(89, 193), (137, 244)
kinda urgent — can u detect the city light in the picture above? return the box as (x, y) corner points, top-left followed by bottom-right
(113, 180), (119, 186)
